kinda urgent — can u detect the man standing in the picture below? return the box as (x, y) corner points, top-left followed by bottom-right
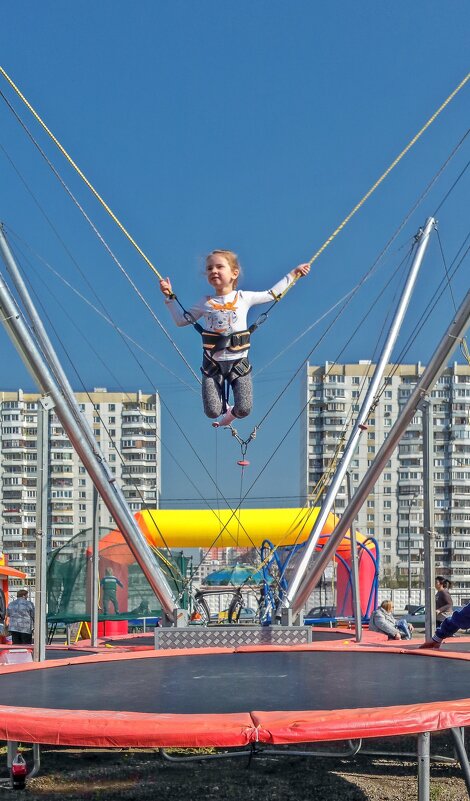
(5, 589), (35, 644)
(100, 567), (123, 614)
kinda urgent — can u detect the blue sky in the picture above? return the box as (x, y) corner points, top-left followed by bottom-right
(1, 3), (469, 507)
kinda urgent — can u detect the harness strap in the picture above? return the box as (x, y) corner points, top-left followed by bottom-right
(200, 329), (251, 353)
(201, 356), (252, 382)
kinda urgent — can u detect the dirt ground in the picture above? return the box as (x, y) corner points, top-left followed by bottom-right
(1, 736), (467, 801)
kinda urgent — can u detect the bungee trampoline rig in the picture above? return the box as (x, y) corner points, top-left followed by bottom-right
(1, 65), (470, 798)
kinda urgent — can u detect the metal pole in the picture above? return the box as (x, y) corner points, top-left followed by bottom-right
(0, 226), (103, 461)
(288, 288), (470, 616)
(422, 400), (436, 641)
(417, 731), (430, 801)
(450, 728), (470, 796)
(346, 472), (362, 641)
(0, 261), (177, 619)
(91, 487), (100, 647)
(33, 401), (49, 662)
(407, 496), (416, 609)
(283, 217), (435, 614)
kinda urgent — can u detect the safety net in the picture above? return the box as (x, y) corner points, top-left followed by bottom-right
(47, 526), (190, 620)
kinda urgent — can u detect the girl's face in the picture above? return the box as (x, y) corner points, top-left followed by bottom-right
(206, 254), (239, 294)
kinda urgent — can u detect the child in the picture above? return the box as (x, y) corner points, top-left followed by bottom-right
(160, 250), (310, 426)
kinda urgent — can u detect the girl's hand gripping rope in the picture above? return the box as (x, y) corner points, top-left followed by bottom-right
(290, 263), (311, 279)
(159, 277), (174, 298)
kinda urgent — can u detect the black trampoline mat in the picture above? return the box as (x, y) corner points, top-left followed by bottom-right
(1, 650), (470, 715)
(441, 641), (470, 653)
(310, 630), (353, 641)
(102, 637), (154, 647)
(46, 650), (96, 660)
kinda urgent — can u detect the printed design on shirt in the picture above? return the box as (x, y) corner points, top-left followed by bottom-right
(206, 292), (239, 334)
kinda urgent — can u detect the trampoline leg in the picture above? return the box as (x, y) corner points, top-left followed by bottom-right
(279, 608), (303, 626)
(417, 731), (430, 801)
(451, 728), (470, 797)
(28, 744), (41, 779)
(6, 741), (18, 768)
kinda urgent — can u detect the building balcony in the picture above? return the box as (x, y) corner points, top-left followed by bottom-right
(2, 491), (23, 501)
(398, 449), (422, 458)
(121, 419), (144, 429)
(2, 539), (23, 548)
(121, 469), (158, 480)
(1, 442), (30, 451)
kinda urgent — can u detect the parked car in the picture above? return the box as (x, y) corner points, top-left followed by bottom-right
(402, 605), (463, 629)
(402, 605), (426, 628)
(304, 605), (337, 621)
(210, 606), (257, 623)
(237, 607), (257, 622)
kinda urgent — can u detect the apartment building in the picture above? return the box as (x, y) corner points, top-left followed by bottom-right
(0, 389), (161, 586)
(302, 362), (470, 591)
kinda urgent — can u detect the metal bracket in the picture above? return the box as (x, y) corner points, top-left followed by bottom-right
(39, 394), (55, 411)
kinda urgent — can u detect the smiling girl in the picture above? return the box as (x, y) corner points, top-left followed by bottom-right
(160, 250), (309, 426)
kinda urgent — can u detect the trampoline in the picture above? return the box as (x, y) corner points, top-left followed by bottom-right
(1, 644), (470, 748)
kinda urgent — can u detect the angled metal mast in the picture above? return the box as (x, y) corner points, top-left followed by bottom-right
(289, 286), (470, 616)
(279, 217), (435, 618)
(0, 226), (178, 619)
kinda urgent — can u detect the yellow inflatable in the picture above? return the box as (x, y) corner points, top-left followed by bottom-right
(130, 508), (373, 553)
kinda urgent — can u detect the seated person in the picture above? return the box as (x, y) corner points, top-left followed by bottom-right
(369, 600), (413, 640)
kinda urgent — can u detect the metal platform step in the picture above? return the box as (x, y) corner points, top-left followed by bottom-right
(154, 625), (312, 650)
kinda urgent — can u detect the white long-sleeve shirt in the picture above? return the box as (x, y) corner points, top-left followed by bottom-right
(164, 274), (294, 361)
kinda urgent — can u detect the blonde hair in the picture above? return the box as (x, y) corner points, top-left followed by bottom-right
(206, 249), (242, 289)
(381, 600), (393, 613)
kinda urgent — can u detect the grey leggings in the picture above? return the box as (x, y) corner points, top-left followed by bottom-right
(202, 360), (253, 420)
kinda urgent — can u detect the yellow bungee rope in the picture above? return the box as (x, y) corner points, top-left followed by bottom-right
(0, 66), (164, 282)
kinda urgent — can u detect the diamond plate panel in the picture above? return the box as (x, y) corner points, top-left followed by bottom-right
(155, 625), (312, 650)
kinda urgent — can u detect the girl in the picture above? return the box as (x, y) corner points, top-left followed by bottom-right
(160, 250), (310, 426)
